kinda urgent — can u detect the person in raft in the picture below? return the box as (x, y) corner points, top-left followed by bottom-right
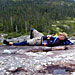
(3, 28), (73, 46)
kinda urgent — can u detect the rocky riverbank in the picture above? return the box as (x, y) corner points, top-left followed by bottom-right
(0, 45), (75, 75)
(0, 35), (75, 75)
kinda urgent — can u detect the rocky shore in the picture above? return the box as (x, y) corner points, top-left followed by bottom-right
(0, 45), (75, 75)
(0, 35), (75, 75)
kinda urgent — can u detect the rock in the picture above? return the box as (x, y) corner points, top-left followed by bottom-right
(8, 67), (17, 72)
(70, 37), (75, 40)
(71, 72), (75, 75)
(3, 49), (17, 54)
(5, 72), (11, 75)
(7, 66), (22, 72)
(3, 50), (11, 54)
(35, 65), (43, 70)
(46, 52), (54, 55)
(0, 45), (75, 74)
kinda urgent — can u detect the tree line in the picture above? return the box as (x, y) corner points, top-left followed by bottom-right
(0, 0), (75, 36)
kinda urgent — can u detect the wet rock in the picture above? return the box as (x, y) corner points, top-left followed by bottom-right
(53, 69), (67, 74)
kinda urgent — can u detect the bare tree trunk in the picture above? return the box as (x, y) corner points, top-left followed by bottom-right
(16, 25), (18, 33)
(25, 21), (27, 33)
(11, 16), (13, 26)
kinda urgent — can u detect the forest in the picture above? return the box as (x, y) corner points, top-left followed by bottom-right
(0, 0), (75, 37)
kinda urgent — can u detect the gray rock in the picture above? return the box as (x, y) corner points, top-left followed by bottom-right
(0, 45), (75, 74)
(7, 66), (22, 72)
(70, 37), (75, 40)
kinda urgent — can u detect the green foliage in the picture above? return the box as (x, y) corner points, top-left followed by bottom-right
(0, 0), (75, 36)
(0, 41), (3, 45)
(4, 31), (30, 39)
(42, 32), (48, 36)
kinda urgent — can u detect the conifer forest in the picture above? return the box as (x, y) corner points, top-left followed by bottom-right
(0, 0), (75, 37)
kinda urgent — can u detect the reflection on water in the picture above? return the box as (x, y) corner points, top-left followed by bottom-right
(38, 65), (74, 74)
(53, 69), (68, 74)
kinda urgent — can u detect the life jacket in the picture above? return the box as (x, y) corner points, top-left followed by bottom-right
(42, 40), (48, 46)
(41, 36), (48, 46)
(42, 36), (59, 46)
(42, 36), (73, 46)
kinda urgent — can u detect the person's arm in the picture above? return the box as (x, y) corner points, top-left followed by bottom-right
(47, 35), (52, 39)
(64, 38), (74, 45)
